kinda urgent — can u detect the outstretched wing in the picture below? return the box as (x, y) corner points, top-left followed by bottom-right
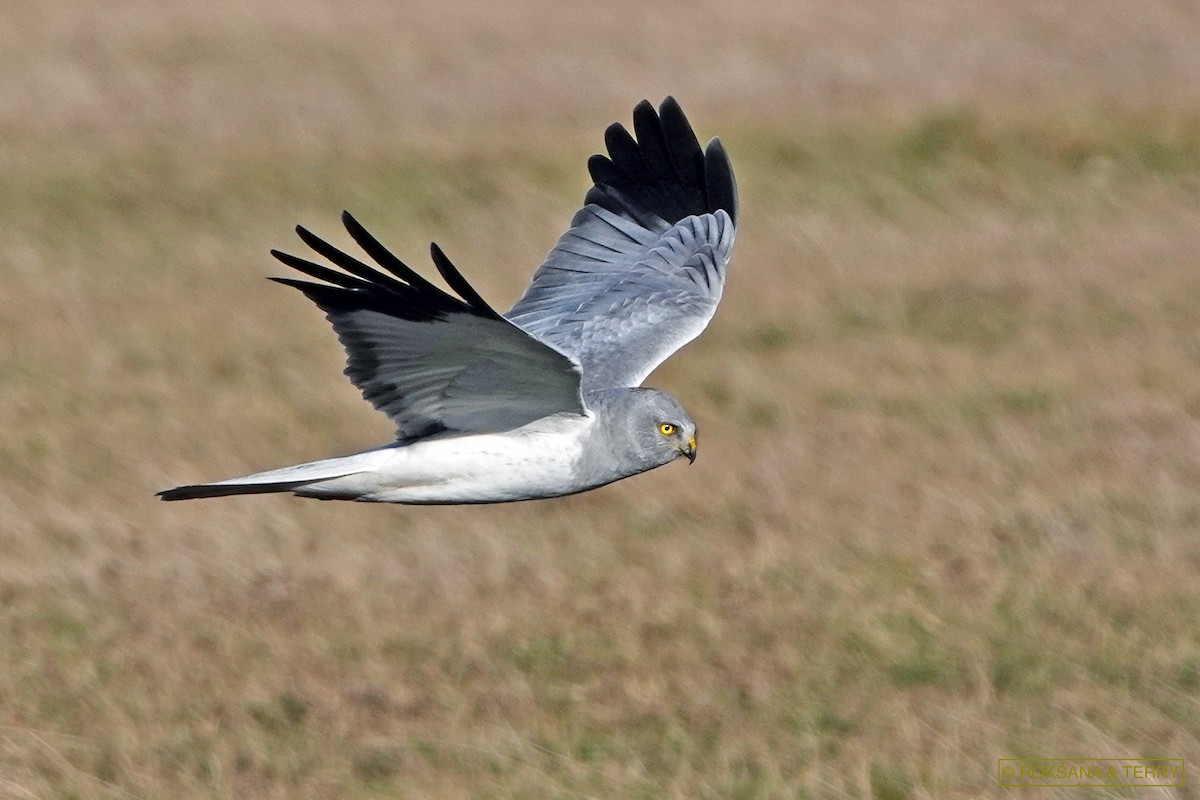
(505, 97), (738, 392)
(271, 212), (586, 440)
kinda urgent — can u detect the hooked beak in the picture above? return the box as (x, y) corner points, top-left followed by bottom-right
(684, 435), (697, 464)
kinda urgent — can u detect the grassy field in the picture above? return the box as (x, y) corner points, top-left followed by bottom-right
(3, 1), (1200, 798)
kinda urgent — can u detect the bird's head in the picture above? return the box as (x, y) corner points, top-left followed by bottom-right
(624, 388), (698, 466)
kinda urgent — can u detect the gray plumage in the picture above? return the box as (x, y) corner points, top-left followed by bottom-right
(158, 97), (737, 504)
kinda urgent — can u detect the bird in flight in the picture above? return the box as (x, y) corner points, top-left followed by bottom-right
(158, 97), (737, 504)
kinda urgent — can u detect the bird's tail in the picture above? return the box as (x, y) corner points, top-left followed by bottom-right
(156, 447), (393, 501)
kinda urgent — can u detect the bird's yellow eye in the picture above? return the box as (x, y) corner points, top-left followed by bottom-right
(658, 423), (676, 436)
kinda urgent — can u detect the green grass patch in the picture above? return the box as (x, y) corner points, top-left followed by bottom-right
(904, 284), (1022, 348)
(870, 763), (914, 800)
(247, 692), (310, 735)
(504, 633), (572, 677)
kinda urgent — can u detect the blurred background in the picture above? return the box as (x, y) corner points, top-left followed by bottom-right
(3, 1), (1200, 797)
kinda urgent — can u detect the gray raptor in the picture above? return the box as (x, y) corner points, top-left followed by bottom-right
(158, 97), (738, 504)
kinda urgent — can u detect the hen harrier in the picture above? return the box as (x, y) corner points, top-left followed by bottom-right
(158, 97), (738, 503)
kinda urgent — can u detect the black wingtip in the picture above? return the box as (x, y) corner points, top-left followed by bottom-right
(584, 97), (736, 226)
(704, 137), (739, 225)
(339, 210), (368, 243)
(339, 211), (445, 295)
(428, 243), (502, 319)
(587, 153), (618, 185)
(269, 247), (374, 291)
(631, 100), (671, 178)
(657, 96), (703, 188)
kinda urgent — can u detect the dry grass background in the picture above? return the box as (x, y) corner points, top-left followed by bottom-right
(3, 1), (1200, 797)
